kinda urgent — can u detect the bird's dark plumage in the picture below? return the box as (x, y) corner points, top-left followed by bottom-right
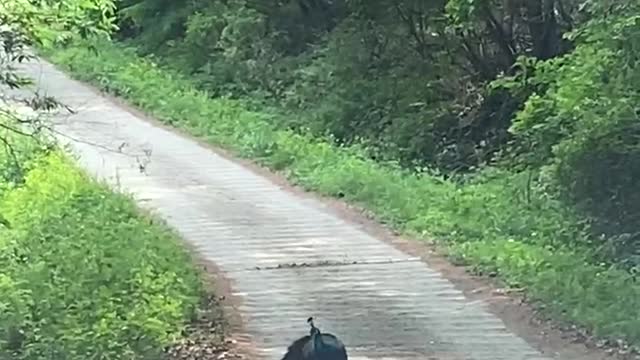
(280, 317), (348, 360)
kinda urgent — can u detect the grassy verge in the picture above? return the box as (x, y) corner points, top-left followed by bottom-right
(0, 127), (221, 359)
(42, 39), (640, 348)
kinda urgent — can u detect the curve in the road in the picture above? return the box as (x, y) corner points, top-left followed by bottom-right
(18, 59), (557, 360)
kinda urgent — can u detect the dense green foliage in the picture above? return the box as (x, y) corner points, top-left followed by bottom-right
(0, 144), (202, 359)
(505, 6), (640, 262)
(44, 40), (640, 347)
(114, 0), (577, 167)
(1, 0), (115, 91)
(106, 0), (640, 264)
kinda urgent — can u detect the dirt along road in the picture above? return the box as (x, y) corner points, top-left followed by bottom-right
(11, 58), (625, 360)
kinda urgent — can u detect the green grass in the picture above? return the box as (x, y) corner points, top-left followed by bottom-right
(0, 144), (203, 359)
(42, 39), (640, 348)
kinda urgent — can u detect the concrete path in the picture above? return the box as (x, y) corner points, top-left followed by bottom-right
(15, 59), (560, 360)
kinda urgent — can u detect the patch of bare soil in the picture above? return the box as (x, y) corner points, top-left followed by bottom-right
(164, 290), (245, 360)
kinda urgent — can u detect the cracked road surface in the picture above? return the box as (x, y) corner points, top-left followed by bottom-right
(14, 59), (562, 360)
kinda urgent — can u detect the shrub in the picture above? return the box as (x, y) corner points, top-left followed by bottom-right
(0, 151), (201, 359)
(505, 7), (640, 262)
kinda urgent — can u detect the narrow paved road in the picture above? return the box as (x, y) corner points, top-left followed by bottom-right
(16, 59), (561, 360)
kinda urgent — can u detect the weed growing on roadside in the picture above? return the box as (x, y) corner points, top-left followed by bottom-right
(0, 151), (202, 359)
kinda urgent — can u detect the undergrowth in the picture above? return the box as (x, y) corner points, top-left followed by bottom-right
(0, 142), (203, 359)
(42, 39), (640, 348)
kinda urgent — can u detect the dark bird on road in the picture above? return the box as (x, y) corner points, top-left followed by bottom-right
(280, 317), (348, 360)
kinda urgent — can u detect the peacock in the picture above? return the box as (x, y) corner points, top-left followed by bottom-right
(280, 317), (348, 360)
